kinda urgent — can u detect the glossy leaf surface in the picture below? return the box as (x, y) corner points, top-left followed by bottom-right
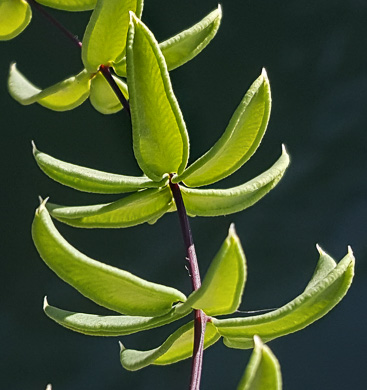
(0, 0), (31, 40)
(33, 144), (166, 194)
(82, 0), (143, 72)
(113, 6), (222, 76)
(8, 64), (91, 110)
(180, 147), (289, 217)
(178, 224), (246, 316)
(127, 14), (189, 180)
(213, 247), (355, 345)
(174, 69), (271, 187)
(237, 336), (282, 390)
(47, 187), (173, 228)
(36, 0), (97, 11)
(32, 204), (186, 316)
(89, 71), (128, 114)
(44, 298), (191, 336)
(120, 321), (220, 370)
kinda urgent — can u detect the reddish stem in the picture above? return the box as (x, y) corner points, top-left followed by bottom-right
(169, 180), (207, 390)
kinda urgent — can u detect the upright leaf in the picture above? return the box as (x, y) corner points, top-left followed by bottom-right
(82, 0), (143, 72)
(237, 336), (282, 390)
(178, 224), (246, 316)
(32, 203), (186, 316)
(127, 13), (189, 180)
(35, 0), (97, 12)
(120, 321), (220, 370)
(213, 247), (355, 345)
(174, 70), (271, 187)
(0, 0), (31, 40)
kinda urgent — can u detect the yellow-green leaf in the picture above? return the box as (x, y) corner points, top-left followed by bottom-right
(0, 0), (31, 40)
(35, 0), (97, 12)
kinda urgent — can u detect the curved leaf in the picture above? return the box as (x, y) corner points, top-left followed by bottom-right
(180, 147), (289, 217)
(35, 0), (97, 12)
(213, 246), (355, 346)
(120, 321), (220, 370)
(174, 69), (271, 187)
(178, 224), (246, 316)
(127, 13), (189, 181)
(113, 6), (222, 77)
(82, 0), (143, 72)
(0, 0), (31, 40)
(44, 297), (191, 336)
(8, 64), (91, 110)
(33, 144), (166, 194)
(237, 336), (282, 390)
(47, 186), (173, 228)
(89, 71), (128, 114)
(32, 203), (186, 316)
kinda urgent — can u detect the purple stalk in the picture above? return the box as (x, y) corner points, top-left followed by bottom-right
(169, 180), (208, 390)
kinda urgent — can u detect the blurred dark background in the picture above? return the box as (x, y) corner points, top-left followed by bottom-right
(1, 0), (366, 389)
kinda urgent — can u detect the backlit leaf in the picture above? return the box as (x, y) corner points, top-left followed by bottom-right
(33, 144), (166, 194)
(113, 6), (222, 76)
(127, 13), (189, 180)
(44, 297), (191, 336)
(237, 336), (282, 390)
(120, 321), (220, 370)
(82, 0), (143, 72)
(8, 64), (91, 110)
(35, 0), (97, 12)
(180, 147), (289, 217)
(0, 0), (31, 40)
(47, 187), (173, 228)
(213, 247), (355, 346)
(177, 224), (246, 316)
(174, 70), (271, 187)
(89, 71), (128, 114)
(32, 203), (186, 316)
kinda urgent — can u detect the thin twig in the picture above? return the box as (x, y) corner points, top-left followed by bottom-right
(169, 179), (207, 390)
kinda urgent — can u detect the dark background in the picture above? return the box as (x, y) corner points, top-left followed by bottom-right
(1, 0), (366, 389)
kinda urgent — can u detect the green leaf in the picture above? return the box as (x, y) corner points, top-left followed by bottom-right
(82, 0), (143, 72)
(177, 224), (246, 316)
(174, 70), (271, 187)
(120, 321), (220, 370)
(35, 0), (97, 12)
(113, 6), (222, 77)
(33, 144), (166, 194)
(127, 13), (189, 181)
(32, 203), (186, 316)
(0, 0), (31, 40)
(8, 64), (91, 111)
(89, 71), (128, 114)
(237, 336), (282, 390)
(213, 246), (355, 346)
(44, 297), (191, 336)
(47, 187), (173, 228)
(180, 147), (289, 217)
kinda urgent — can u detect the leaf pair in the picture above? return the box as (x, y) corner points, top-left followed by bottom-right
(8, 2), (222, 114)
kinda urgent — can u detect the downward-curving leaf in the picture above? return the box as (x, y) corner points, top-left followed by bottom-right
(0, 0), (31, 40)
(32, 203), (186, 316)
(33, 144), (166, 194)
(8, 64), (91, 110)
(174, 69), (271, 187)
(35, 0), (97, 12)
(113, 6), (222, 77)
(213, 247), (355, 346)
(89, 71), (129, 114)
(82, 0), (143, 72)
(47, 187), (173, 228)
(44, 298), (191, 336)
(120, 321), (220, 370)
(127, 13), (189, 181)
(177, 224), (246, 316)
(237, 336), (282, 390)
(180, 147), (289, 217)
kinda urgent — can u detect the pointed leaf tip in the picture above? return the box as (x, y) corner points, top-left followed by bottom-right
(43, 296), (48, 310)
(119, 341), (125, 352)
(261, 67), (268, 78)
(31, 140), (37, 155)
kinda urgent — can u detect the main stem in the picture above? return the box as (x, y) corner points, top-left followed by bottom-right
(169, 180), (207, 390)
